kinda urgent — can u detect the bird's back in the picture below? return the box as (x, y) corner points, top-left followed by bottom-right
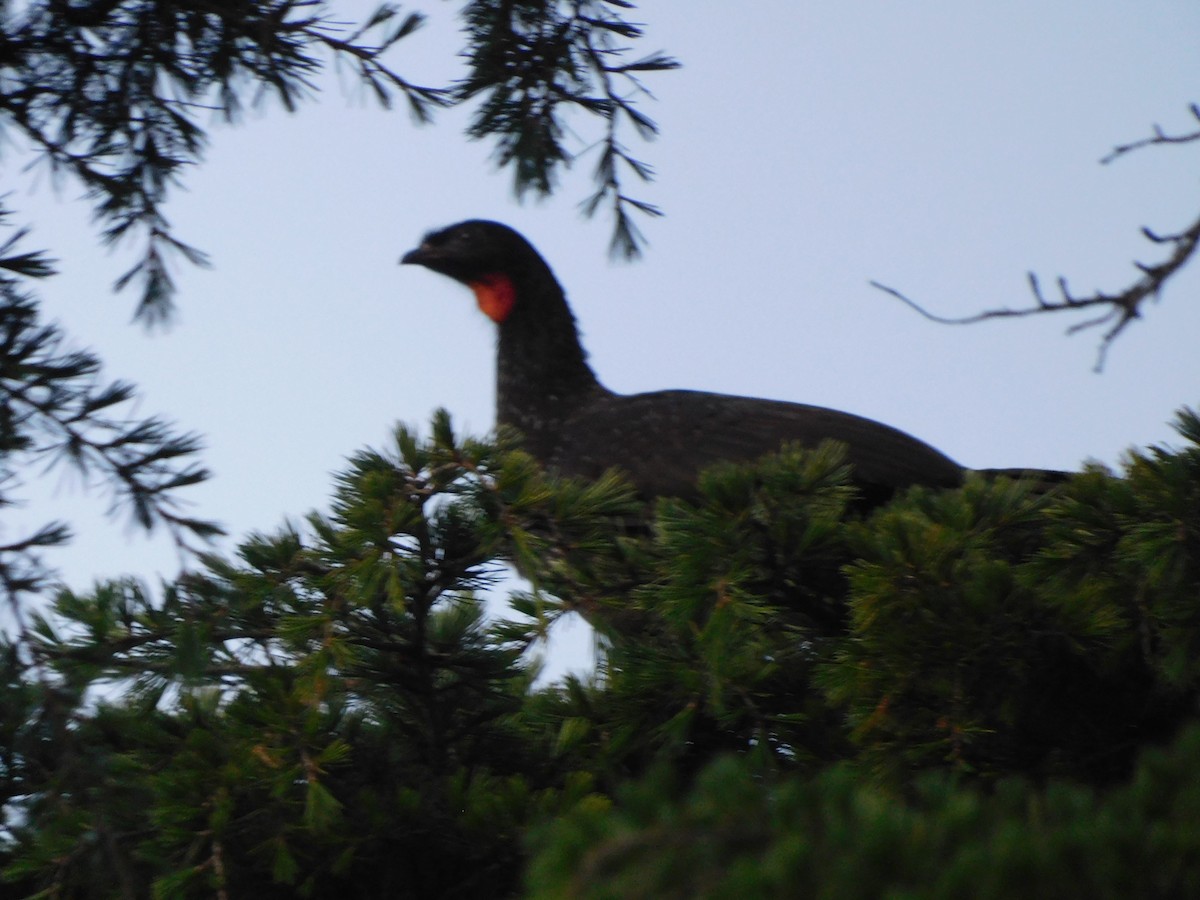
(548, 388), (965, 500)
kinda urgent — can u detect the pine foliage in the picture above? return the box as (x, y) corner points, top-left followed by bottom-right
(6, 408), (1200, 896)
(0, 219), (219, 635)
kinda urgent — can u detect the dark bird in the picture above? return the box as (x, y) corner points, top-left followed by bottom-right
(401, 220), (1052, 502)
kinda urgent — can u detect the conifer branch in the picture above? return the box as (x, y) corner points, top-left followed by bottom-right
(0, 223), (220, 619)
(457, 0), (678, 258)
(0, 0), (440, 322)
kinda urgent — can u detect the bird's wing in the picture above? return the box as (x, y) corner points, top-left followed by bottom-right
(551, 389), (964, 498)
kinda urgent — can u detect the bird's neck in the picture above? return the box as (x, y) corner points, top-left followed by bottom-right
(495, 275), (605, 460)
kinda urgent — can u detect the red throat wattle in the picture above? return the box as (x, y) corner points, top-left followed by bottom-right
(469, 273), (516, 323)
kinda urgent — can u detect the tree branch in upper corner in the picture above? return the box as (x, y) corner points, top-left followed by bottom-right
(1100, 103), (1200, 164)
(873, 106), (1200, 372)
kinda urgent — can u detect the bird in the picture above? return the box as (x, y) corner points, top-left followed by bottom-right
(400, 219), (1054, 503)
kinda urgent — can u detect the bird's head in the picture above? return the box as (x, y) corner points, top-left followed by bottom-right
(401, 219), (547, 324)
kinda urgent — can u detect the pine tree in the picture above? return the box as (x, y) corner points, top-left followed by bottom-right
(5, 409), (1200, 896)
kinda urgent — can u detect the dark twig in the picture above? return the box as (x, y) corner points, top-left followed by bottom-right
(877, 105), (1200, 370)
(872, 209), (1200, 372)
(1101, 103), (1200, 164)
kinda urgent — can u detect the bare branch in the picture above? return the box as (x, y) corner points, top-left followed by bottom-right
(877, 104), (1200, 371)
(1101, 103), (1200, 164)
(872, 208), (1200, 372)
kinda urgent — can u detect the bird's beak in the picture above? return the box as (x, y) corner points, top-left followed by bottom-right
(401, 242), (464, 282)
(399, 244), (430, 266)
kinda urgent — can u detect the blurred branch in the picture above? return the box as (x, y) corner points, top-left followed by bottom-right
(0, 219), (221, 619)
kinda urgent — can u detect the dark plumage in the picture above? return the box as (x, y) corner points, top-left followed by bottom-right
(401, 220), (1046, 501)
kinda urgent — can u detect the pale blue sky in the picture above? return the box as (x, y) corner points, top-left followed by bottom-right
(10, 2), (1200, 676)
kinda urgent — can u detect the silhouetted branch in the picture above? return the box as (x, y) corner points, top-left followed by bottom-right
(576, 10), (673, 259)
(457, 0), (678, 259)
(872, 209), (1200, 372)
(0, 1), (440, 323)
(0, 221), (221, 619)
(876, 105), (1200, 371)
(1101, 103), (1200, 164)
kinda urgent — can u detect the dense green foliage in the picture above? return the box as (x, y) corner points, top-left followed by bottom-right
(4, 409), (1200, 897)
(526, 728), (1200, 899)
